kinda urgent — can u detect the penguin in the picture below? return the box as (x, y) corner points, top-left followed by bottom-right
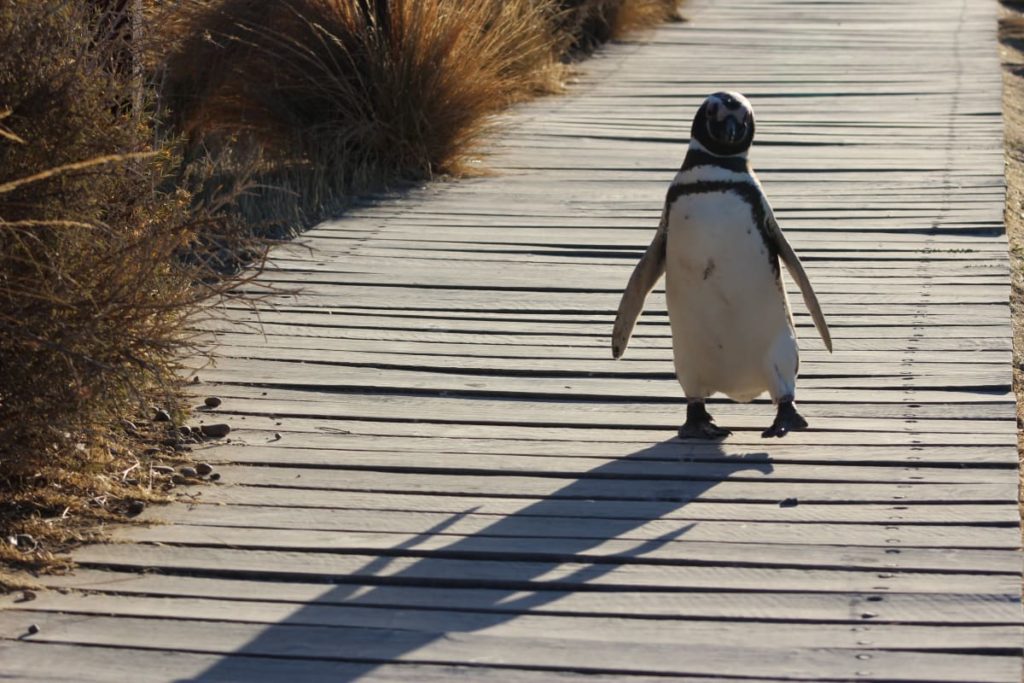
(611, 91), (832, 439)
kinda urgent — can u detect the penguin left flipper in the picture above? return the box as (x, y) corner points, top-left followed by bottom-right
(611, 204), (668, 359)
(761, 200), (833, 353)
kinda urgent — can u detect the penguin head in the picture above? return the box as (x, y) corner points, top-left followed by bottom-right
(690, 91), (755, 157)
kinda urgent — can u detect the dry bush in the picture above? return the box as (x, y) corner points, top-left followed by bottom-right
(148, 0), (682, 230)
(0, 1), (256, 483)
(558, 0), (682, 53)
(153, 0), (564, 229)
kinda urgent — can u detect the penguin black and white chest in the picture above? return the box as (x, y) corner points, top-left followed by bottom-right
(611, 91), (832, 439)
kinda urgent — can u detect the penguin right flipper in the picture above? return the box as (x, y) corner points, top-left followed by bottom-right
(764, 209), (833, 353)
(612, 206), (668, 359)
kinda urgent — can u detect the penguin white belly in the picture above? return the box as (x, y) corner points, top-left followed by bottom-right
(664, 189), (798, 403)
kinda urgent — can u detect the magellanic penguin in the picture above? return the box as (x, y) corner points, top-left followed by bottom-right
(611, 91), (832, 439)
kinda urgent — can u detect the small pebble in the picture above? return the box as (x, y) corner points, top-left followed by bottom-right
(204, 396), (222, 408)
(17, 590), (36, 603)
(178, 426), (193, 437)
(154, 409), (172, 422)
(196, 463), (213, 476)
(124, 478), (139, 486)
(209, 472), (221, 482)
(152, 465), (174, 475)
(179, 466), (198, 478)
(191, 375), (201, 384)
(200, 423), (231, 439)
(171, 474), (186, 485)
(273, 432), (282, 441)
(120, 419), (139, 434)
(126, 500), (146, 516)
(27, 624), (39, 635)
(779, 497), (799, 508)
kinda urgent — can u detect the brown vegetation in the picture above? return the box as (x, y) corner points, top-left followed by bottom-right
(997, 3), (1024, 519)
(0, 0), (261, 576)
(156, 0), (683, 229)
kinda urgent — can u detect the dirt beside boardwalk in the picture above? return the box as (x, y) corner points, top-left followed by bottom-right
(999, 3), (1024, 522)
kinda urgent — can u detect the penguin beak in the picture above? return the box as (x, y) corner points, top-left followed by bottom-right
(723, 117), (742, 144)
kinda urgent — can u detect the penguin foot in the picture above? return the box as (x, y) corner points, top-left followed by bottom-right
(761, 401), (808, 438)
(678, 402), (731, 440)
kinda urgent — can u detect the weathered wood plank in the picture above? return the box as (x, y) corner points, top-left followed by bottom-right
(0, 641), (705, 683)
(139, 506), (1022, 548)
(108, 525), (1023, 575)
(70, 544), (1023, 595)
(1, 612), (1020, 682)
(193, 487), (1021, 526)
(195, 444), (1015, 480)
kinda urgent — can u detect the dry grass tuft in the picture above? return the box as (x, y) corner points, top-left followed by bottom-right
(153, 0), (683, 230)
(155, 0), (564, 228)
(557, 0), (682, 52)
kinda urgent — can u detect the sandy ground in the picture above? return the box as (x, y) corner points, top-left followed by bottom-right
(998, 4), (1024, 523)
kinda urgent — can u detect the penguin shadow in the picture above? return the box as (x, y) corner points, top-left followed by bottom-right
(187, 439), (773, 682)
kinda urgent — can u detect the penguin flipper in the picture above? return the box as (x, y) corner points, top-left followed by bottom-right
(766, 211), (833, 353)
(612, 209), (667, 359)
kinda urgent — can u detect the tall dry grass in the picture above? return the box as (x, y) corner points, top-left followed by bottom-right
(154, 0), (564, 228)
(558, 0), (683, 52)
(154, 0), (682, 230)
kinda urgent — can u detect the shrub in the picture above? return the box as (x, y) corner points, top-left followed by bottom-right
(154, 0), (563, 229)
(0, 0), (252, 481)
(559, 0), (682, 53)
(153, 0), (681, 230)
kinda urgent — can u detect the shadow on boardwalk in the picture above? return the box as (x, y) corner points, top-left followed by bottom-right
(189, 439), (773, 681)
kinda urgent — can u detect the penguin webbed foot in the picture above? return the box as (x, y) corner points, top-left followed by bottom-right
(678, 401), (731, 440)
(762, 400), (808, 439)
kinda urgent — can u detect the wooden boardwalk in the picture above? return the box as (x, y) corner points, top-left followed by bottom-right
(3, 0), (1023, 680)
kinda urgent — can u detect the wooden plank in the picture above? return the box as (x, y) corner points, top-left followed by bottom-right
(34, 570), (1022, 628)
(108, 525), (1023, 574)
(140, 463), (1022, 507)
(12, 591), (1024, 644)
(194, 433), (1020, 465)
(193, 388), (1020, 429)
(196, 444), (1016, 479)
(0, 641), (696, 683)
(4, 614), (1019, 683)
(1, 612), (1020, 682)
(139, 505), (1022, 548)
(193, 487), (1021, 526)
(193, 356), (1014, 398)
(69, 544), (1024, 595)
(195, 332), (1014, 364)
